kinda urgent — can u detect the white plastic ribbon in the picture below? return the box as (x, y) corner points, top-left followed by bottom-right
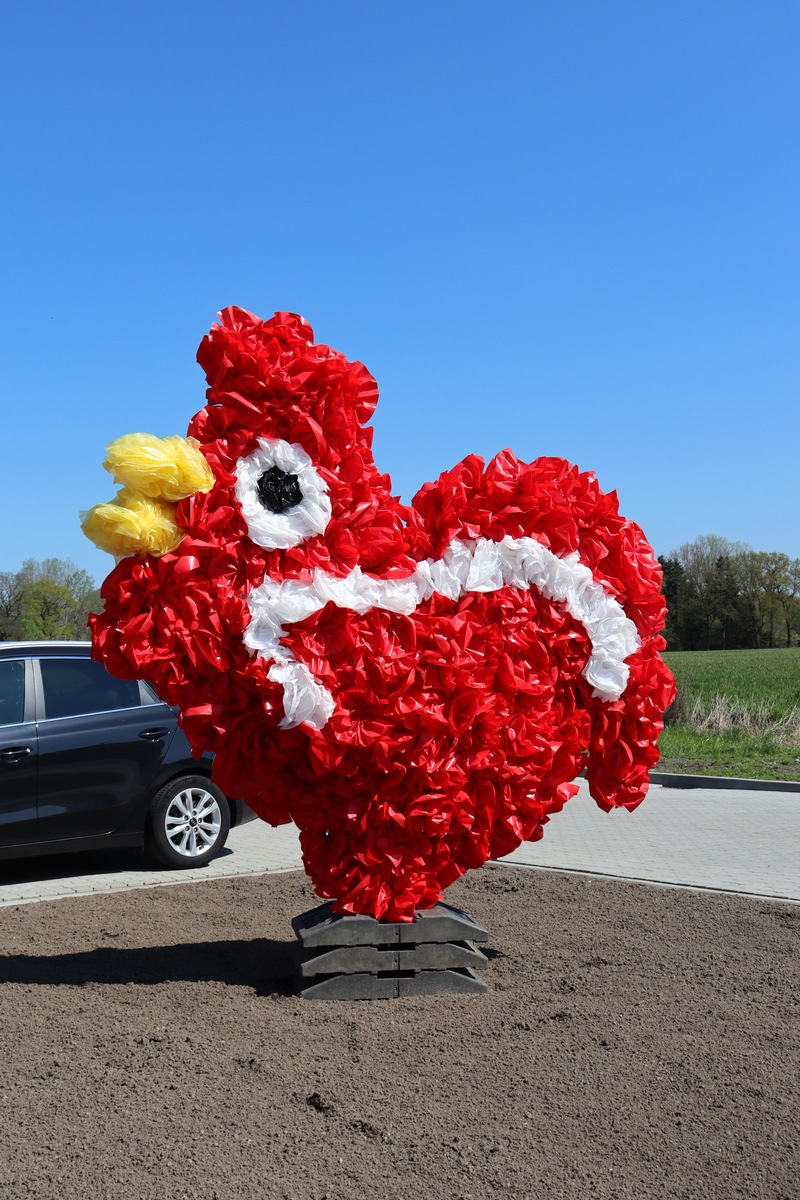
(243, 536), (641, 730)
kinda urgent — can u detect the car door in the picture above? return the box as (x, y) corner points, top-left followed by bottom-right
(0, 657), (39, 846)
(35, 655), (176, 841)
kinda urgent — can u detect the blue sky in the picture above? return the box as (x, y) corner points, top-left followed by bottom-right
(2, 1), (798, 585)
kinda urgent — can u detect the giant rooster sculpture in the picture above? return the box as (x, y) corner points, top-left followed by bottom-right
(82, 308), (675, 922)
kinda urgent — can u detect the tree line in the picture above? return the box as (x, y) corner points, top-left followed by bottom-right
(0, 558), (102, 641)
(659, 535), (800, 651)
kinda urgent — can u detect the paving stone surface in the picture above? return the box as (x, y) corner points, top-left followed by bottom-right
(502, 779), (800, 903)
(0, 820), (304, 907)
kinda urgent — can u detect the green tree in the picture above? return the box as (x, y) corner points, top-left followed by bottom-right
(658, 556), (685, 649)
(709, 553), (745, 650)
(759, 552), (795, 648)
(1, 558), (101, 641)
(783, 560), (800, 647)
(671, 535), (749, 650)
(735, 550), (795, 648)
(736, 550), (769, 648)
(18, 579), (79, 639)
(0, 571), (26, 639)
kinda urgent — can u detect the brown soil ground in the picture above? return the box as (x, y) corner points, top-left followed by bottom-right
(1, 866), (797, 1200)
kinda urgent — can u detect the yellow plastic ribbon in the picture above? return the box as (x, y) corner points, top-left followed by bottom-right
(81, 433), (214, 559)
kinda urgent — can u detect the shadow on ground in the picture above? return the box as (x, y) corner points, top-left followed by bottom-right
(0, 936), (296, 996)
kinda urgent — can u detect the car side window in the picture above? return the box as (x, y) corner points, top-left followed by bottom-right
(40, 658), (142, 720)
(0, 660), (25, 726)
(139, 679), (165, 706)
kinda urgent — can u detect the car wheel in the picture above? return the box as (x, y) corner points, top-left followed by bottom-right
(145, 775), (231, 869)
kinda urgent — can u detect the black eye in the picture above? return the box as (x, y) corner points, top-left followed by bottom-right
(256, 466), (303, 514)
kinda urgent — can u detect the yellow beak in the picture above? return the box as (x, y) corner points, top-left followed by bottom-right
(81, 433), (214, 559)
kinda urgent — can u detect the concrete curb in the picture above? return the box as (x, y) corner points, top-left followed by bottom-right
(649, 771), (800, 794)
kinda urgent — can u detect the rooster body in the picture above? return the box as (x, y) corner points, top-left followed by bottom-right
(87, 309), (675, 921)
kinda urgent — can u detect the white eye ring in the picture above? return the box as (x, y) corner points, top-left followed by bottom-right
(234, 438), (332, 550)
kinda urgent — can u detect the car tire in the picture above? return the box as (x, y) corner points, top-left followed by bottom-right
(145, 775), (231, 869)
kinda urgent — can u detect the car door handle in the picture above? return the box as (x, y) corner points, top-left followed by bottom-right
(139, 728), (170, 741)
(0, 746), (33, 761)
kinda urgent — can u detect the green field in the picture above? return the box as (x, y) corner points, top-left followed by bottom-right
(658, 648), (800, 781)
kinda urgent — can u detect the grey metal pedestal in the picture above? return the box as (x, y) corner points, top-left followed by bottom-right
(292, 902), (490, 1000)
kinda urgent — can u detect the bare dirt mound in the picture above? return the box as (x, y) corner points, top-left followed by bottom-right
(1, 866), (797, 1200)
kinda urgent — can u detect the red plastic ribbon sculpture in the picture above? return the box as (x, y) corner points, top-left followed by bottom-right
(84, 308), (676, 921)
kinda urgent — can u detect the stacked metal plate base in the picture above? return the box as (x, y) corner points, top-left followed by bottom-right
(292, 902), (490, 1000)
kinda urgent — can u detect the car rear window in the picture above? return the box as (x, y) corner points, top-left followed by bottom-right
(40, 658), (142, 719)
(0, 660), (25, 726)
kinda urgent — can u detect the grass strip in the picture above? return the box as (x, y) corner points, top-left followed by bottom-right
(659, 648), (800, 782)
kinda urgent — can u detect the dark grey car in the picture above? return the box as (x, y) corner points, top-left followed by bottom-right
(0, 641), (255, 868)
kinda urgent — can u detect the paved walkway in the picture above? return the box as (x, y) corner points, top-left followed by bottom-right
(0, 821), (303, 908)
(1, 780), (798, 907)
(502, 779), (799, 903)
